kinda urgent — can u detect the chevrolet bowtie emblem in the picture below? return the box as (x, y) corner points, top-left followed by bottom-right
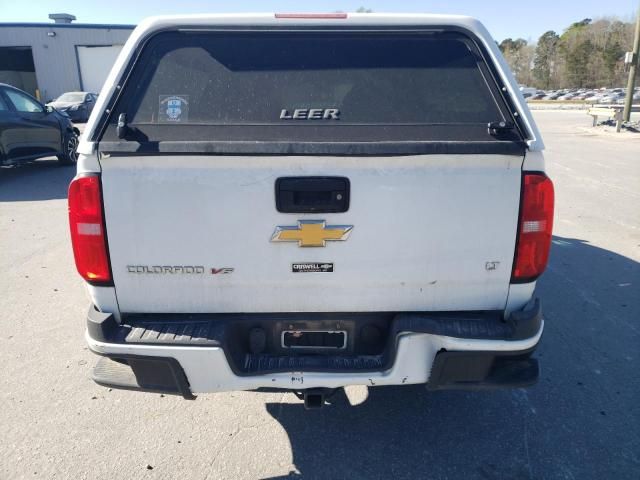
(271, 220), (353, 247)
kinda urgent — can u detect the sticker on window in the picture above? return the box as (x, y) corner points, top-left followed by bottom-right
(159, 95), (189, 123)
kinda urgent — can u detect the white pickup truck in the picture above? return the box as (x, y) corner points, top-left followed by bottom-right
(69, 13), (554, 408)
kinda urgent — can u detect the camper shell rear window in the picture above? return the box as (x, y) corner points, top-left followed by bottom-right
(99, 29), (524, 154)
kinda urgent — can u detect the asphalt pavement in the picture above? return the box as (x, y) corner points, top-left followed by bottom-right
(0, 111), (638, 479)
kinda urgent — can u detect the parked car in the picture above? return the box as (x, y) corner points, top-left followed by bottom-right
(612, 92), (640, 104)
(598, 93), (625, 104)
(557, 93), (579, 101)
(0, 83), (79, 166)
(585, 93), (606, 102)
(572, 92), (593, 100)
(74, 13), (552, 407)
(47, 91), (97, 123)
(519, 86), (538, 98)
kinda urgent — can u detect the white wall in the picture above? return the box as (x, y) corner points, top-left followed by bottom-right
(0, 24), (133, 101)
(77, 45), (124, 93)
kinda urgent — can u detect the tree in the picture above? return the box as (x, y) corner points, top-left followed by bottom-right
(500, 16), (635, 90)
(564, 39), (595, 87)
(558, 18), (594, 87)
(499, 38), (527, 54)
(569, 18), (593, 30)
(499, 38), (533, 85)
(592, 19), (629, 87)
(533, 31), (560, 89)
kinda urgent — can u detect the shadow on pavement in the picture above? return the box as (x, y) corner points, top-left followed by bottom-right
(262, 236), (639, 480)
(0, 159), (75, 202)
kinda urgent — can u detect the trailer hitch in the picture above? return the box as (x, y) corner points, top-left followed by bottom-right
(293, 388), (338, 409)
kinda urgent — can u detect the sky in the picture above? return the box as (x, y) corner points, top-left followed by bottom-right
(0, 0), (637, 42)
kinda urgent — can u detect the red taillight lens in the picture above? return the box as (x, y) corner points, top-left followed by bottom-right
(68, 175), (111, 283)
(512, 173), (555, 282)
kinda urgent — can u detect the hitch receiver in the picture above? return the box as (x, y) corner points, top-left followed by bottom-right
(293, 388), (337, 409)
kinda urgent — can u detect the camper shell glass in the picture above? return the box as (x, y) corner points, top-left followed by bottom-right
(98, 29), (525, 154)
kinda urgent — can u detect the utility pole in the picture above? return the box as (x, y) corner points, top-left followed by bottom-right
(623, 4), (640, 122)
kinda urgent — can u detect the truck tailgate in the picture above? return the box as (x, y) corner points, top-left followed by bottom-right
(100, 153), (522, 313)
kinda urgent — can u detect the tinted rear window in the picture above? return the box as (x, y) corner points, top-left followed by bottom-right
(101, 30), (522, 152)
(123, 31), (503, 126)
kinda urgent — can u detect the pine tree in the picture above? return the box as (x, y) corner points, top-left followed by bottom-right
(533, 31), (560, 89)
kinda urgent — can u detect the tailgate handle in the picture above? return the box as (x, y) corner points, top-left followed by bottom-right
(275, 177), (350, 213)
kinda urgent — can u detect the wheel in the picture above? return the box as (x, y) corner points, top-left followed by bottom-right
(57, 131), (79, 166)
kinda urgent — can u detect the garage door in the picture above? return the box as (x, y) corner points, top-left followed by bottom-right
(0, 47), (38, 97)
(77, 45), (123, 93)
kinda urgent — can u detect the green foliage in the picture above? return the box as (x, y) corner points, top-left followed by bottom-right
(566, 18), (593, 31)
(499, 38), (528, 53)
(564, 39), (595, 87)
(499, 38), (535, 86)
(533, 31), (560, 89)
(501, 17), (635, 89)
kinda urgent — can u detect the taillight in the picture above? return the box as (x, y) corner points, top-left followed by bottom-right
(68, 175), (112, 284)
(512, 172), (554, 282)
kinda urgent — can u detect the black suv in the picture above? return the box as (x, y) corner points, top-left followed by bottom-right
(0, 83), (80, 166)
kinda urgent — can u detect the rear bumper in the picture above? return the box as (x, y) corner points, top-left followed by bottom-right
(86, 300), (543, 398)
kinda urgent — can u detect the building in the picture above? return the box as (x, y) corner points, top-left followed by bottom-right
(0, 13), (133, 101)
